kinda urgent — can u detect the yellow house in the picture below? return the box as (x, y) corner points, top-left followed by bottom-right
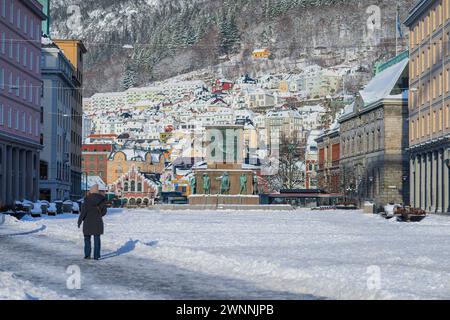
(252, 48), (270, 59)
(279, 80), (290, 93)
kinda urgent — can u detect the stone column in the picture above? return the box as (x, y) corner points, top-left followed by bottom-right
(420, 154), (426, 209)
(426, 152), (432, 211)
(414, 155), (420, 208)
(34, 152), (39, 201)
(7, 146), (12, 204)
(11, 147), (17, 202)
(0, 144), (5, 205)
(26, 151), (32, 199)
(437, 150), (443, 213)
(445, 150), (450, 213)
(20, 149), (26, 200)
(431, 151), (438, 212)
(410, 157), (415, 207)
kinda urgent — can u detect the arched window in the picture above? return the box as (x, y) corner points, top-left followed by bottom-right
(124, 182), (129, 192)
(137, 182), (142, 192)
(131, 180), (136, 192)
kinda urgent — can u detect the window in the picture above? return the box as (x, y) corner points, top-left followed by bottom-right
(21, 112), (25, 132)
(1, 0), (5, 18)
(7, 107), (11, 128)
(9, 0), (13, 24)
(22, 80), (26, 100)
(0, 67), (3, 90)
(15, 110), (18, 130)
(28, 114), (32, 134)
(23, 46), (26, 66)
(16, 42), (19, 63)
(0, 104), (3, 125)
(1, 32), (5, 54)
(16, 8), (20, 29)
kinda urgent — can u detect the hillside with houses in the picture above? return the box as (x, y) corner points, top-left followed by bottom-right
(48, 0), (414, 96)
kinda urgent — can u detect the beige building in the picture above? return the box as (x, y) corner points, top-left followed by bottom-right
(405, 0), (450, 213)
(266, 109), (305, 153)
(106, 149), (165, 185)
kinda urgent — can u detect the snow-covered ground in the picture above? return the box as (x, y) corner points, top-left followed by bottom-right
(2, 209), (450, 300)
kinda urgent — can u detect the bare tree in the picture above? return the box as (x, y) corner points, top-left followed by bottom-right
(262, 131), (306, 192)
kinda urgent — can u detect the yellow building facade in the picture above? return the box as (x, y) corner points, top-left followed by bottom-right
(106, 150), (165, 185)
(405, 0), (450, 213)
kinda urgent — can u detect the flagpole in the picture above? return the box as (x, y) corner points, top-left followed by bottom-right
(395, 7), (399, 56)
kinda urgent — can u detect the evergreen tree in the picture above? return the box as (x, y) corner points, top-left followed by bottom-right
(218, 9), (241, 55)
(121, 63), (137, 90)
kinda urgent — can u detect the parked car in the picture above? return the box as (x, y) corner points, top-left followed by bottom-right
(63, 200), (73, 214)
(14, 201), (24, 212)
(22, 200), (33, 214)
(54, 200), (63, 214)
(384, 203), (402, 218)
(30, 202), (42, 218)
(72, 202), (80, 215)
(47, 203), (57, 216)
(40, 200), (50, 215)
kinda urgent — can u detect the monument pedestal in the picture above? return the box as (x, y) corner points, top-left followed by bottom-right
(188, 195), (260, 205)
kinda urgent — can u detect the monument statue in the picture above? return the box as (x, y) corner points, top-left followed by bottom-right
(190, 176), (197, 195)
(239, 173), (247, 194)
(252, 172), (259, 195)
(202, 173), (211, 195)
(219, 172), (231, 195)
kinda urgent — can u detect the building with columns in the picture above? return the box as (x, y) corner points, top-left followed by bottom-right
(339, 53), (410, 209)
(405, 0), (450, 213)
(0, 0), (46, 205)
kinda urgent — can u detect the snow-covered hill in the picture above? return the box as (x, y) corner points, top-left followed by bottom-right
(48, 0), (415, 96)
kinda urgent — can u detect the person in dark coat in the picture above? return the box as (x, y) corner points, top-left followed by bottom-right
(78, 185), (107, 260)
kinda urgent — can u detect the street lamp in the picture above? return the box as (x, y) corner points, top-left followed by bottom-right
(82, 172), (88, 198)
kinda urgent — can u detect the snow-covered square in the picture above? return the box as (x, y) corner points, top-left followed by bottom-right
(2, 209), (450, 300)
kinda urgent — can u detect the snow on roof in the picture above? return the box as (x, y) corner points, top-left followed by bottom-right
(267, 109), (301, 118)
(307, 130), (323, 147)
(81, 176), (108, 191)
(360, 57), (408, 106)
(341, 101), (356, 118)
(298, 105), (326, 113)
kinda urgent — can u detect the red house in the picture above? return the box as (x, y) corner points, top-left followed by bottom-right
(211, 79), (234, 93)
(82, 143), (114, 180)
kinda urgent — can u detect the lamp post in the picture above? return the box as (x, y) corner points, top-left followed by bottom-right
(82, 172), (88, 198)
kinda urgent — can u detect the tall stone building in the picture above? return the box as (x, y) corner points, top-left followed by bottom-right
(405, 0), (450, 213)
(0, 0), (46, 205)
(339, 53), (410, 209)
(39, 41), (75, 201)
(53, 39), (87, 200)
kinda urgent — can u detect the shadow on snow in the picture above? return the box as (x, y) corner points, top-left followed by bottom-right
(100, 239), (158, 261)
(0, 225), (46, 238)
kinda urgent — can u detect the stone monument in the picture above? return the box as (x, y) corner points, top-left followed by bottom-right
(189, 125), (260, 205)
